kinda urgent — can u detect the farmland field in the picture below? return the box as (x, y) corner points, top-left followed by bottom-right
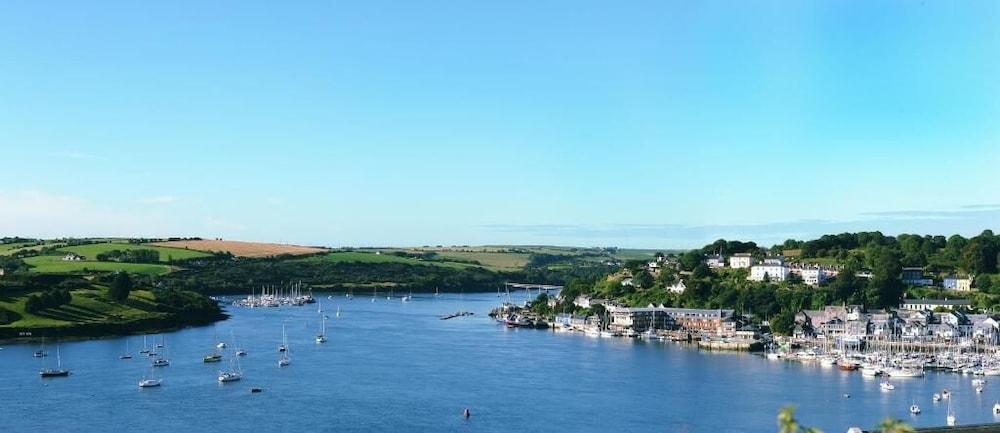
(301, 251), (473, 269)
(58, 242), (211, 262)
(148, 240), (327, 257)
(22, 255), (173, 275)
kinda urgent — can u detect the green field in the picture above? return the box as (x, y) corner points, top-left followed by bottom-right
(0, 288), (165, 328)
(301, 251), (475, 269)
(23, 255), (173, 275)
(60, 242), (211, 262)
(0, 240), (66, 256)
(419, 251), (529, 270)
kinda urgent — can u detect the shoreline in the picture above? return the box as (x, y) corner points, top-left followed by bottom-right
(0, 312), (228, 345)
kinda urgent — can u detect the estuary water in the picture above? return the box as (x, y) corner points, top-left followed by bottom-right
(3, 292), (1000, 432)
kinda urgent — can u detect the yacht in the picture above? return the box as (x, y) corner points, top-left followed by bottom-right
(119, 339), (132, 359)
(33, 350), (47, 358)
(218, 371), (242, 383)
(880, 380), (895, 391)
(278, 325), (291, 367)
(235, 349), (247, 356)
(316, 313), (328, 343)
(977, 384), (985, 393)
(861, 364), (882, 377)
(138, 378), (161, 388)
(152, 357), (170, 367)
(218, 353), (243, 383)
(910, 402), (921, 415)
(203, 353), (223, 363)
(946, 399), (956, 426)
(992, 402), (1000, 415)
(933, 393), (942, 402)
(942, 389), (951, 399)
(39, 346), (70, 378)
(138, 367), (161, 388)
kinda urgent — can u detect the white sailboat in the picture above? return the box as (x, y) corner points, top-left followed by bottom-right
(336, 306), (341, 318)
(119, 339), (132, 360)
(139, 335), (150, 354)
(138, 366), (162, 388)
(316, 313), (327, 343)
(278, 325), (291, 367)
(217, 349), (243, 383)
(946, 397), (956, 426)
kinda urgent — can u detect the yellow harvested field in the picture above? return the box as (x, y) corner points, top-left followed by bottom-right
(147, 240), (327, 258)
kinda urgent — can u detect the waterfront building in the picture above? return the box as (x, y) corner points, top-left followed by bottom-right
(901, 298), (971, 311)
(728, 253), (755, 269)
(608, 308), (677, 333)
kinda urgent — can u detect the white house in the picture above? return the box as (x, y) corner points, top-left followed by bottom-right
(798, 268), (827, 286)
(62, 253), (84, 261)
(704, 254), (726, 268)
(728, 253), (755, 269)
(749, 259), (790, 282)
(901, 298), (972, 311)
(944, 275), (973, 292)
(667, 279), (686, 294)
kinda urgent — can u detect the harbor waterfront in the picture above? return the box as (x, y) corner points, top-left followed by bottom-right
(5, 292), (1000, 432)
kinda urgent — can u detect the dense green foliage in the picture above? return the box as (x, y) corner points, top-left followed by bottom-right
(24, 289), (73, 313)
(108, 271), (134, 301)
(96, 248), (160, 263)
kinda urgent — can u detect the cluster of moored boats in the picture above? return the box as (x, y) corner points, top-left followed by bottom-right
(34, 299), (336, 391)
(767, 346), (1000, 378)
(232, 283), (315, 308)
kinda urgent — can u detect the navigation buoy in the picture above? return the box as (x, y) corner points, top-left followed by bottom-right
(463, 408), (471, 418)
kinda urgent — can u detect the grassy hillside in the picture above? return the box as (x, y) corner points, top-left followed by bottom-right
(59, 242), (211, 262)
(301, 251), (473, 270)
(23, 255), (173, 276)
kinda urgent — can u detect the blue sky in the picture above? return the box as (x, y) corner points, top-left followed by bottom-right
(1, 1), (998, 248)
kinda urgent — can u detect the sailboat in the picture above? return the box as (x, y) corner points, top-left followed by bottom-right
(336, 306), (341, 319)
(139, 335), (151, 354)
(278, 325), (291, 367)
(120, 339), (133, 360)
(946, 397), (956, 426)
(401, 291), (412, 303)
(910, 401), (921, 414)
(138, 366), (162, 388)
(33, 337), (47, 358)
(436, 287), (440, 297)
(316, 313), (328, 343)
(156, 335), (165, 348)
(232, 331), (247, 356)
(371, 288), (377, 303)
(203, 333), (223, 362)
(217, 351), (243, 383)
(39, 345), (70, 377)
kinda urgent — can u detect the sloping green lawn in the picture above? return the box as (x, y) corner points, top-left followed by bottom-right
(0, 288), (165, 328)
(23, 255), (173, 275)
(58, 242), (211, 262)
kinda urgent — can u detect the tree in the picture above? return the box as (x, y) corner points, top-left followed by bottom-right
(109, 272), (134, 302)
(679, 250), (702, 271)
(632, 270), (654, 289)
(770, 310), (795, 335)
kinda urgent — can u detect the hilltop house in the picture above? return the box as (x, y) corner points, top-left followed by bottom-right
(748, 257), (790, 282)
(728, 253), (755, 269)
(943, 275), (973, 292)
(62, 253), (84, 261)
(704, 254), (726, 268)
(902, 267), (933, 286)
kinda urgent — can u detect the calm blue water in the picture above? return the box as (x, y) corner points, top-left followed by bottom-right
(3, 292), (1000, 432)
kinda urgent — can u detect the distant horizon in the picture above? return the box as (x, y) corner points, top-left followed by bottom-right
(2, 1), (997, 249)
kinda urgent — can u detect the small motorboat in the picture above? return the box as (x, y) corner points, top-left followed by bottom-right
(216, 342), (227, 349)
(152, 358), (170, 367)
(235, 349), (247, 356)
(880, 381), (895, 391)
(933, 393), (942, 402)
(203, 354), (223, 363)
(119, 354), (133, 360)
(910, 403), (921, 414)
(942, 389), (951, 399)
(33, 350), (47, 358)
(992, 402), (1000, 415)
(977, 384), (985, 393)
